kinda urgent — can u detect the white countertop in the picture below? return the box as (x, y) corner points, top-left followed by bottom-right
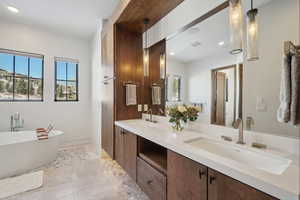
(115, 119), (300, 200)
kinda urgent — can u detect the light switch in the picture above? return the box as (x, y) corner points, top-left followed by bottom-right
(138, 104), (142, 112)
(256, 97), (267, 112)
(144, 104), (148, 112)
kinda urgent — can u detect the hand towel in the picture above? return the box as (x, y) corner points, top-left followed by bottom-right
(152, 86), (161, 105)
(126, 84), (137, 106)
(290, 54), (300, 125)
(277, 54), (292, 123)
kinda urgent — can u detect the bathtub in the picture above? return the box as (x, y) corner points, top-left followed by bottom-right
(0, 130), (63, 179)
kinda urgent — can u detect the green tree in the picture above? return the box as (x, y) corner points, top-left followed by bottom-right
(16, 79), (27, 95)
(6, 82), (13, 93)
(0, 81), (4, 92)
(37, 81), (42, 95)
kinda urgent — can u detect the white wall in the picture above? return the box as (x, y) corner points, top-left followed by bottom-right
(0, 20), (92, 145)
(243, 0), (299, 138)
(186, 53), (242, 123)
(146, 0), (224, 47)
(91, 23), (102, 154)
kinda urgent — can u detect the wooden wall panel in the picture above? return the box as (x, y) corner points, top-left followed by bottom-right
(114, 25), (143, 121)
(144, 40), (166, 115)
(117, 0), (185, 33)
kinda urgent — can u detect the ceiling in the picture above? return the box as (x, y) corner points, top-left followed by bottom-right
(167, 0), (273, 63)
(0, 0), (119, 40)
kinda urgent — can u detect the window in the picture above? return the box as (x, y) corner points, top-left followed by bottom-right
(0, 49), (44, 101)
(55, 57), (78, 101)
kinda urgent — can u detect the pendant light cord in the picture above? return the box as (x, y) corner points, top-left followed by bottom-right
(251, 0), (254, 10)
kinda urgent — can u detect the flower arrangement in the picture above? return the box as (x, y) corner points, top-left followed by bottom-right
(167, 105), (201, 131)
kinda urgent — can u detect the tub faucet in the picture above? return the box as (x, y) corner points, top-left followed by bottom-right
(10, 113), (24, 132)
(233, 118), (245, 145)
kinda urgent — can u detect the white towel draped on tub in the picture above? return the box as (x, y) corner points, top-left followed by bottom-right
(126, 84), (137, 106)
(152, 86), (161, 105)
(277, 54), (300, 125)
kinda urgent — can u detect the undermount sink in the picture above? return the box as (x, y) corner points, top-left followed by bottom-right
(184, 137), (292, 175)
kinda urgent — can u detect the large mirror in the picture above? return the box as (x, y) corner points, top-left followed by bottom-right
(165, 0), (300, 138)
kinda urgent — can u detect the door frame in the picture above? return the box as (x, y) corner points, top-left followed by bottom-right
(211, 64), (243, 126)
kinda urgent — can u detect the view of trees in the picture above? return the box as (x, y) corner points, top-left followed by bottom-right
(0, 53), (43, 101)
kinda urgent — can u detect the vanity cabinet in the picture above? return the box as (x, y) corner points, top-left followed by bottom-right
(168, 150), (208, 200)
(168, 150), (278, 200)
(137, 157), (167, 200)
(208, 169), (278, 200)
(115, 126), (137, 181)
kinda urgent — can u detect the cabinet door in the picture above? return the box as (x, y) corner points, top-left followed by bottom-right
(114, 126), (124, 168)
(167, 150), (208, 200)
(208, 169), (278, 200)
(123, 130), (137, 181)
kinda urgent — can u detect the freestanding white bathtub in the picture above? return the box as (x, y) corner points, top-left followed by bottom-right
(0, 130), (63, 179)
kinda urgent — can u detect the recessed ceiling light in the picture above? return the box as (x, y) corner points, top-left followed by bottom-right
(170, 52), (175, 56)
(191, 41), (202, 47)
(7, 6), (19, 13)
(218, 41), (225, 46)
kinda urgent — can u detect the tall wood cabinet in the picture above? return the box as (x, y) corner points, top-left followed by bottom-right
(115, 126), (137, 180)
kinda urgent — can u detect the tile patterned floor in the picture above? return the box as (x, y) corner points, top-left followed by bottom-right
(3, 144), (149, 200)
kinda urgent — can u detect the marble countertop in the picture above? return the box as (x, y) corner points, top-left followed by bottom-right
(115, 119), (300, 200)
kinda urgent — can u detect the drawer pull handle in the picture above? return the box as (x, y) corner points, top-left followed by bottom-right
(209, 176), (216, 184)
(198, 169), (206, 179)
(147, 180), (153, 185)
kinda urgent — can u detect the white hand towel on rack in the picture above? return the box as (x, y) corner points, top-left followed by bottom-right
(152, 86), (161, 105)
(290, 54), (300, 125)
(277, 55), (292, 123)
(126, 84), (137, 106)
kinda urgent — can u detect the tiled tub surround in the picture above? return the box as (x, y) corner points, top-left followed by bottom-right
(115, 118), (300, 200)
(2, 144), (149, 200)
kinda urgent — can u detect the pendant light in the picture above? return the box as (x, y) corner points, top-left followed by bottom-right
(246, 0), (259, 61)
(159, 52), (166, 79)
(143, 18), (150, 77)
(229, 0), (244, 54)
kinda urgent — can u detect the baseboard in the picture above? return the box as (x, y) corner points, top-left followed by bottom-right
(60, 138), (92, 149)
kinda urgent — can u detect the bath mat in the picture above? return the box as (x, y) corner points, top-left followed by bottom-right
(0, 170), (43, 199)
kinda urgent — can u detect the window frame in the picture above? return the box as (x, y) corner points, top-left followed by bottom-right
(54, 58), (79, 102)
(0, 48), (44, 102)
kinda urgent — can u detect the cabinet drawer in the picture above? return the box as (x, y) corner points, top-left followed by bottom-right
(137, 157), (167, 200)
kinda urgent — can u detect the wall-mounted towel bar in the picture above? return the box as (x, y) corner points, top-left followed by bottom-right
(284, 41), (300, 55)
(123, 81), (140, 87)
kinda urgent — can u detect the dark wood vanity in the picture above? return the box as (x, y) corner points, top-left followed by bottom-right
(115, 125), (279, 200)
(100, 0), (297, 199)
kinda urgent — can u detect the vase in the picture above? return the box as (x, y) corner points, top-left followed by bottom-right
(172, 120), (184, 132)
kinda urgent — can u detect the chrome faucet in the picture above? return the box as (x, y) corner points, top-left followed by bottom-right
(233, 118), (245, 145)
(145, 109), (157, 123)
(10, 113), (24, 132)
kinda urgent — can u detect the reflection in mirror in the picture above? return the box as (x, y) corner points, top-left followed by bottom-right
(166, 8), (243, 128)
(165, 0), (300, 138)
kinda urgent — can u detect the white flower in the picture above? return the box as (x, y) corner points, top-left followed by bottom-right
(194, 106), (201, 112)
(178, 106), (187, 113)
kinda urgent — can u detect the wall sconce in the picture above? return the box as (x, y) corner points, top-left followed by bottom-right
(160, 53), (166, 79)
(143, 48), (149, 77)
(247, 0), (259, 61)
(143, 18), (150, 77)
(229, 0), (244, 54)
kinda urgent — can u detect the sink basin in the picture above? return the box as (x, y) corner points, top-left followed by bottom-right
(185, 137), (291, 175)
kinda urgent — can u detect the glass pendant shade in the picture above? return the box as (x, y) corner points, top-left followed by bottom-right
(229, 0), (244, 54)
(160, 53), (166, 79)
(247, 9), (259, 61)
(143, 48), (149, 77)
